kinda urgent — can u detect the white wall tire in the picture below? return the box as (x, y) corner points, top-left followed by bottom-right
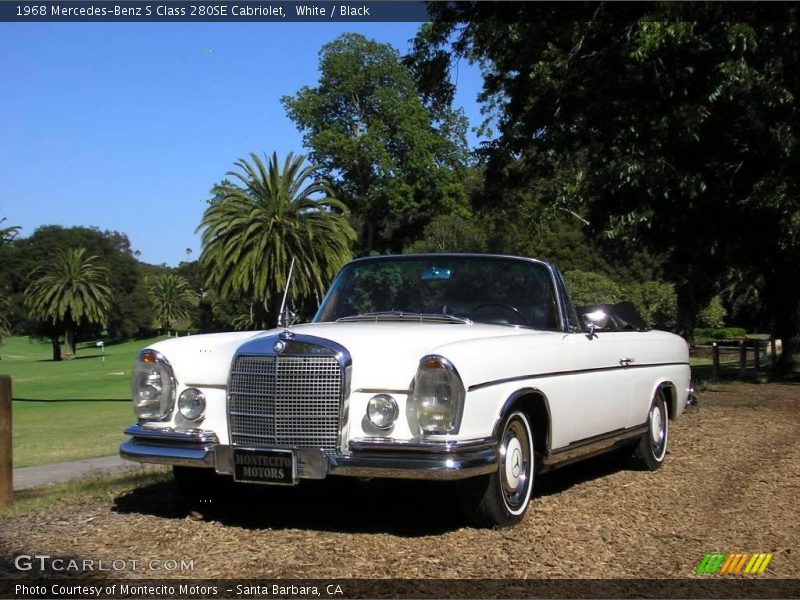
(460, 410), (535, 527)
(634, 389), (669, 471)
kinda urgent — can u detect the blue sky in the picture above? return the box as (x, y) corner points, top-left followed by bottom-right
(0, 22), (484, 266)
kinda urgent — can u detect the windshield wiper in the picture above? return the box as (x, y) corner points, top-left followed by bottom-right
(336, 311), (472, 324)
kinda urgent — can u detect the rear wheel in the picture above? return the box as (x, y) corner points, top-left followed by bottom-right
(634, 389), (669, 470)
(460, 410), (534, 528)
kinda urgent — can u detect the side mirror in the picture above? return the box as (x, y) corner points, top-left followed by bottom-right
(581, 309), (609, 337)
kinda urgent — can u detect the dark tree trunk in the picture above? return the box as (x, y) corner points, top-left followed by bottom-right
(675, 282), (700, 346)
(763, 268), (800, 375)
(50, 336), (62, 361)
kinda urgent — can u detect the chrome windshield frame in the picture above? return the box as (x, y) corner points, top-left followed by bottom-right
(314, 253), (572, 333)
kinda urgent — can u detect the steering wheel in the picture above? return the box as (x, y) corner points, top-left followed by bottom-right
(469, 303), (530, 326)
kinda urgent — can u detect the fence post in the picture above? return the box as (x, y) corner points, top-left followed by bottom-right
(771, 336), (778, 368)
(712, 342), (720, 379)
(739, 340), (747, 375)
(0, 375), (11, 507)
(754, 341), (761, 370)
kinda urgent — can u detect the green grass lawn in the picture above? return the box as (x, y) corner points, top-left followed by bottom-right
(0, 335), (166, 467)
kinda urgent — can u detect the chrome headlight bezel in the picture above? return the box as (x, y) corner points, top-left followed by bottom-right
(131, 349), (176, 421)
(412, 354), (466, 435)
(178, 387), (206, 422)
(367, 394), (399, 430)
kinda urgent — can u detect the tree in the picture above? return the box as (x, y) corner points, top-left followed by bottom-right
(282, 33), (470, 253)
(415, 4), (800, 370)
(24, 247), (113, 360)
(0, 225), (151, 340)
(0, 291), (10, 344)
(147, 273), (198, 333)
(404, 213), (487, 253)
(563, 270), (623, 307)
(0, 218), (19, 343)
(0, 218), (20, 248)
(198, 152), (355, 328)
(625, 280), (678, 330)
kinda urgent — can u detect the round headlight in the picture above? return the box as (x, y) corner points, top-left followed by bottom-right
(178, 388), (206, 421)
(367, 394), (398, 430)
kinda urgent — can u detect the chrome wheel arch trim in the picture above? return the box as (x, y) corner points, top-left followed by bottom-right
(491, 387), (553, 455)
(653, 380), (678, 420)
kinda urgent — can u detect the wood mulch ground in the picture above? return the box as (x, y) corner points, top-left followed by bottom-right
(0, 382), (797, 580)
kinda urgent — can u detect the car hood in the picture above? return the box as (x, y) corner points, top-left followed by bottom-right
(145, 322), (564, 391)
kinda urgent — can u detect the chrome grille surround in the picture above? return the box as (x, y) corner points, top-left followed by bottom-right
(227, 333), (351, 452)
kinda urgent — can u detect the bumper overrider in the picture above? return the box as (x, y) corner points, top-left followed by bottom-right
(120, 424), (498, 481)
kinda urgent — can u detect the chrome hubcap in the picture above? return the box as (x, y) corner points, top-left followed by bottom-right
(500, 417), (531, 511)
(505, 438), (523, 489)
(649, 397), (667, 459)
(650, 405), (664, 445)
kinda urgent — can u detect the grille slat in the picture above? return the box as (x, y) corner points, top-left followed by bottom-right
(228, 353), (342, 450)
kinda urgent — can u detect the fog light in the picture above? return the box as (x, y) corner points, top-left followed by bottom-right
(178, 388), (206, 421)
(367, 394), (398, 430)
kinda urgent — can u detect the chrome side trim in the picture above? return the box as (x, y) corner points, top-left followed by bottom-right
(355, 388), (411, 395)
(469, 361), (691, 392)
(543, 424), (647, 469)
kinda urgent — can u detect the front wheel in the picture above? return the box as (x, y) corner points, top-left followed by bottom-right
(460, 410), (535, 528)
(634, 389), (669, 470)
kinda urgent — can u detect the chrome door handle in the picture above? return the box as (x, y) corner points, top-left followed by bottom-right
(620, 357), (635, 366)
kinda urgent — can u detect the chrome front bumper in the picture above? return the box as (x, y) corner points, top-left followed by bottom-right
(120, 424), (498, 481)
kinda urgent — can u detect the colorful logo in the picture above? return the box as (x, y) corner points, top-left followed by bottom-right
(696, 552), (773, 575)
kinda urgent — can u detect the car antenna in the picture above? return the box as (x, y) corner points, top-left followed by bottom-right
(277, 256), (295, 328)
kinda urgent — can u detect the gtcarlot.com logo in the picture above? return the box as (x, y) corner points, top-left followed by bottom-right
(14, 554), (194, 573)
(696, 552), (773, 575)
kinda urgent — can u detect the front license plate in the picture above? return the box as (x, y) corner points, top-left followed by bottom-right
(233, 448), (296, 485)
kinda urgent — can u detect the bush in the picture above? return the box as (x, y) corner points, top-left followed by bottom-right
(698, 296), (727, 328)
(624, 280), (677, 330)
(563, 270), (622, 307)
(694, 327), (747, 340)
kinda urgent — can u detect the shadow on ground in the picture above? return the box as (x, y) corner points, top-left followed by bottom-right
(112, 451), (632, 536)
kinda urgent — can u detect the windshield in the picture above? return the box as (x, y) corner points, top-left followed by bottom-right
(314, 255), (561, 330)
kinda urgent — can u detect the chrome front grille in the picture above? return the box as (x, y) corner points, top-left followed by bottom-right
(228, 354), (343, 449)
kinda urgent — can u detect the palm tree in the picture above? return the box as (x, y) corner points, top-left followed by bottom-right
(198, 152), (355, 328)
(147, 273), (198, 334)
(0, 217), (20, 248)
(24, 247), (112, 360)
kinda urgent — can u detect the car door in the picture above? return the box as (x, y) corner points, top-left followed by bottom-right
(565, 330), (635, 442)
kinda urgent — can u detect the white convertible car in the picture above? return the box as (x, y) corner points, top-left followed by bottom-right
(121, 254), (692, 527)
